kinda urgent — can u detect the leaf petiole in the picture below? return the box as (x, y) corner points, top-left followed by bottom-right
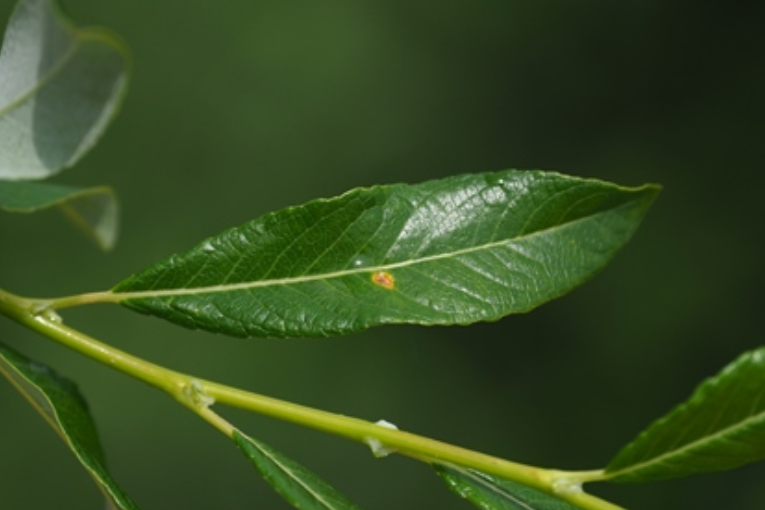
(25, 289), (118, 311)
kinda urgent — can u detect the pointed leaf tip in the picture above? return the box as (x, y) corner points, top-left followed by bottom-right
(113, 170), (659, 338)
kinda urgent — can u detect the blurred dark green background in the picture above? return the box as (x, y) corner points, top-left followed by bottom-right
(1, 0), (764, 508)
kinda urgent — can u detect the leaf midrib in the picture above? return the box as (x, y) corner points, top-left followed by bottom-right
(0, 34), (78, 120)
(447, 467), (537, 510)
(243, 434), (352, 509)
(606, 397), (765, 479)
(0, 349), (133, 508)
(0, 354), (62, 438)
(112, 199), (638, 301)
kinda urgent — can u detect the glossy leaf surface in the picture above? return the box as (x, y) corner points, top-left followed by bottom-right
(0, 0), (128, 180)
(435, 465), (583, 510)
(0, 180), (117, 248)
(0, 340), (137, 509)
(233, 430), (362, 510)
(114, 170), (658, 338)
(606, 346), (765, 482)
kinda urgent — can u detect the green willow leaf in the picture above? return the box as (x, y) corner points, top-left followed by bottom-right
(0, 180), (118, 249)
(0, 340), (138, 509)
(435, 465), (583, 510)
(0, 0), (129, 180)
(113, 170), (659, 338)
(605, 346), (765, 483)
(233, 430), (362, 510)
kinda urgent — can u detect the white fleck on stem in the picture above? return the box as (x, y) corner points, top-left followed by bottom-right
(184, 379), (216, 408)
(364, 419), (399, 458)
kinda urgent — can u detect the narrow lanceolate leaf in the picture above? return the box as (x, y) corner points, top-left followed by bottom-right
(0, 340), (138, 509)
(0, 0), (129, 180)
(0, 180), (118, 249)
(233, 430), (362, 510)
(435, 465), (583, 510)
(605, 346), (765, 483)
(112, 170), (659, 338)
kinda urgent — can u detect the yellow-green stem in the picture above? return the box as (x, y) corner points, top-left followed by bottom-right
(0, 288), (624, 510)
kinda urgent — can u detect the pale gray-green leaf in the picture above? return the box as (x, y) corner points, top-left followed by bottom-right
(0, 180), (117, 248)
(113, 170), (659, 338)
(233, 430), (362, 510)
(606, 346), (765, 482)
(0, 340), (138, 509)
(0, 0), (128, 180)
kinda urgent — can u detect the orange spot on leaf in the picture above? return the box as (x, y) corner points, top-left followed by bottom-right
(371, 271), (395, 290)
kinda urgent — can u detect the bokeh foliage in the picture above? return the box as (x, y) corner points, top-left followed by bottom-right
(1, 1), (764, 509)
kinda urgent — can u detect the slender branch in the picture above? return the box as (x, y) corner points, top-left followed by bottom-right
(0, 288), (182, 394)
(0, 288), (625, 510)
